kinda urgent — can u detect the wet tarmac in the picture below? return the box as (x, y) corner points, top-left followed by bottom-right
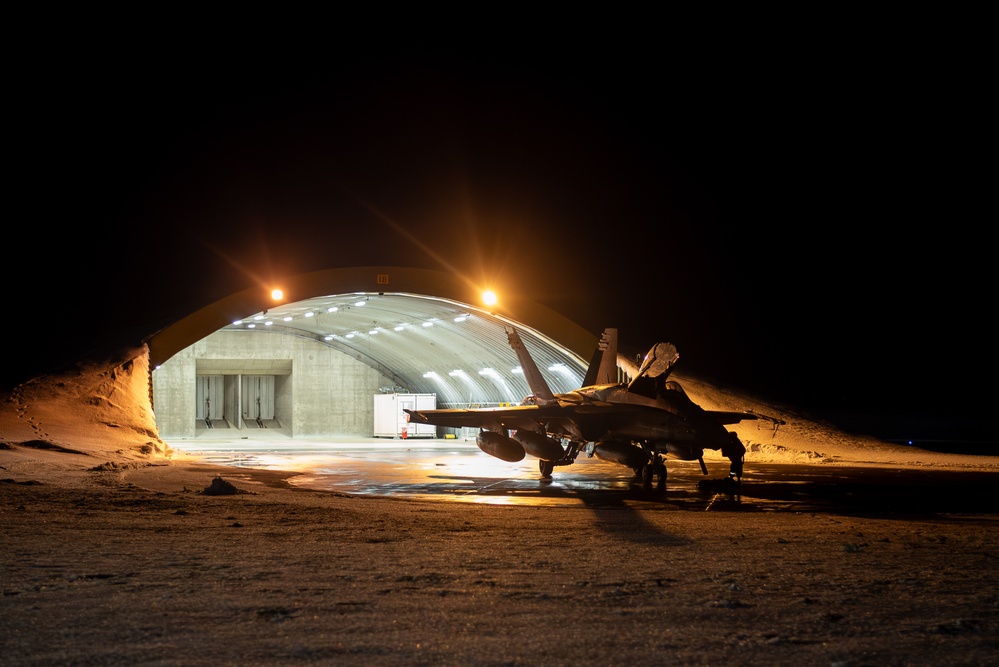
(170, 436), (999, 516)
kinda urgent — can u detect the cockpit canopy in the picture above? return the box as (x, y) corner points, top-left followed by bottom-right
(626, 342), (679, 398)
(635, 342), (679, 379)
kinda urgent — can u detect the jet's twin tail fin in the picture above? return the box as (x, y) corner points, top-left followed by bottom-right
(582, 328), (618, 387)
(506, 326), (557, 405)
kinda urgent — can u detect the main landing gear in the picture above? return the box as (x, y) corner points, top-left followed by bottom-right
(538, 441), (584, 480)
(635, 453), (667, 491)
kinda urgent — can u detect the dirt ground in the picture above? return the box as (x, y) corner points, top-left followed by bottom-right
(2, 456), (998, 667)
(2, 348), (998, 665)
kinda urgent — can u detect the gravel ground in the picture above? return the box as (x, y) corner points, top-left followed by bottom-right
(2, 460), (998, 666)
(3, 348), (997, 665)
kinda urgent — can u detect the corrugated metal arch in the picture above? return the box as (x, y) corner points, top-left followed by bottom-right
(146, 266), (602, 408)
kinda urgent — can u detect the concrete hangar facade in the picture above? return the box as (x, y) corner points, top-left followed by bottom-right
(149, 266), (614, 441)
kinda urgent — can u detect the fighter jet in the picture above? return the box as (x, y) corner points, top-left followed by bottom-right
(404, 326), (784, 491)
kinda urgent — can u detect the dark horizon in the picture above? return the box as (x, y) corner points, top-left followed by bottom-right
(8, 36), (992, 447)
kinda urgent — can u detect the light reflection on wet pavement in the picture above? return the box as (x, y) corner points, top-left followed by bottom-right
(168, 437), (999, 514)
(170, 437), (736, 508)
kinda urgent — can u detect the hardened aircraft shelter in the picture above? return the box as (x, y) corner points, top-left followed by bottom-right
(148, 266), (618, 441)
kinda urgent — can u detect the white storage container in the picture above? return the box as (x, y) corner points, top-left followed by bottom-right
(373, 393), (437, 438)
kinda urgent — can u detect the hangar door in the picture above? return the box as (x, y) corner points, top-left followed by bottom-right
(242, 375), (275, 424)
(196, 375), (227, 428)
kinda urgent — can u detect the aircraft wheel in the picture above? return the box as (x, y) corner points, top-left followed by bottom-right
(642, 461), (654, 487)
(539, 460), (554, 479)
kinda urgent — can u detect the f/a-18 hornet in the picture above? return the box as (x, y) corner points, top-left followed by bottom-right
(404, 326), (784, 491)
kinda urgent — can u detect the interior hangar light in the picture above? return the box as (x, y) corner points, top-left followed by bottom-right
(481, 290), (497, 306)
(449, 369), (474, 386)
(480, 368), (516, 402)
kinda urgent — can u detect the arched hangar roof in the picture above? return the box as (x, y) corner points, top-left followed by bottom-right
(146, 266), (610, 407)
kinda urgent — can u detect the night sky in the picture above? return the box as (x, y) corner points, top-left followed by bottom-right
(9, 30), (991, 443)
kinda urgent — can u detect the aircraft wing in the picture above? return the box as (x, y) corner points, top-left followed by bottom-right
(405, 401), (675, 441)
(707, 409), (787, 429)
(404, 405), (551, 432)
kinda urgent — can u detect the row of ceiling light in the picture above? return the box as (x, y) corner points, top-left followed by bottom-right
(423, 364), (577, 403)
(227, 295), (582, 399)
(231, 303), (471, 340)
